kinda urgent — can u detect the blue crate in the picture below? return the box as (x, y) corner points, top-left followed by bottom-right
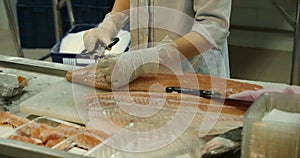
(61, 0), (115, 31)
(17, 0), (115, 6)
(50, 24), (97, 66)
(17, 0), (52, 5)
(62, 6), (111, 33)
(17, 4), (56, 48)
(71, 0), (115, 7)
(17, 2), (114, 48)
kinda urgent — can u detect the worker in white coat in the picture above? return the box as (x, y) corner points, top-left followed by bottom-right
(83, 0), (232, 88)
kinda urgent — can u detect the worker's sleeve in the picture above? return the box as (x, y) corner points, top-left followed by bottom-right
(192, 0), (232, 49)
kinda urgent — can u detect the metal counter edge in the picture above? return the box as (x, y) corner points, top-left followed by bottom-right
(0, 55), (79, 77)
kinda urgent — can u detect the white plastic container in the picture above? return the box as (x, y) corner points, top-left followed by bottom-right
(242, 92), (300, 158)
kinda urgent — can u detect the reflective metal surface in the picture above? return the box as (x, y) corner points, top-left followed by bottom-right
(0, 55), (88, 158)
(0, 55), (291, 158)
(0, 55), (77, 112)
(0, 138), (87, 158)
(0, 55), (74, 76)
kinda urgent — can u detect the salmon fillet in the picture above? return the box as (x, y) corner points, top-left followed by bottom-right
(65, 68), (263, 97)
(0, 112), (30, 128)
(84, 92), (247, 135)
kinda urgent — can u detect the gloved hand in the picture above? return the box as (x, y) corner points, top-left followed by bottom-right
(228, 85), (300, 101)
(98, 39), (183, 88)
(83, 12), (128, 53)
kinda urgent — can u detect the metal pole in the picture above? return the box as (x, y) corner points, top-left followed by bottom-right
(291, 0), (300, 85)
(272, 0), (296, 30)
(66, 0), (75, 27)
(53, 0), (75, 40)
(52, 0), (62, 41)
(3, 0), (24, 57)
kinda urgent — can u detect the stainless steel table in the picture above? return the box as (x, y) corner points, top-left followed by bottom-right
(0, 55), (290, 158)
(0, 55), (87, 158)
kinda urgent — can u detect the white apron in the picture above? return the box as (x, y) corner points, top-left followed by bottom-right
(129, 0), (232, 78)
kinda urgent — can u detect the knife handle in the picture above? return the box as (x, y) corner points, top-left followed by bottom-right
(106, 38), (119, 50)
(81, 37), (120, 55)
(166, 87), (221, 99)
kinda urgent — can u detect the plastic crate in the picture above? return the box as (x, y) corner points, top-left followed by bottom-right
(17, 4), (56, 48)
(17, 0), (52, 5)
(62, 6), (111, 33)
(17, 1), (114, 48)
(17, 0), (115, 6)
(71, 0), (115, 8)
(50, 24), (96, 66)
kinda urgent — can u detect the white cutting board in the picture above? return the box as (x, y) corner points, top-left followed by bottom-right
(20, 79), (107, 124)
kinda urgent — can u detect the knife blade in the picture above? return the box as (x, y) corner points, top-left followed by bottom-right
(166, 87), (253, 107)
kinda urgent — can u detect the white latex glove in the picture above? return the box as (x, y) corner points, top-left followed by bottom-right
(83, 12), (128, 53)
(98, 40), (183, 88)
(228, 85), (300, 101)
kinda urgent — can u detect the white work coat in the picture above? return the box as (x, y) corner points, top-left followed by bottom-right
(129, 0), (231, 78)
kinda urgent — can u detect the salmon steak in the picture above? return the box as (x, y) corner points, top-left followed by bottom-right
(65, 67), (263, 97)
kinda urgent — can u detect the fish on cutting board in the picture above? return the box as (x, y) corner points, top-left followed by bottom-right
(19, 79), (103, 124)
(65, 67), (263, 97)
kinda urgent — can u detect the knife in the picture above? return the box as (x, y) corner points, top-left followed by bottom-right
(166, 87), (222, 99)
(80, 38), (120, 68)
(166, 87), (253, 107)
(80, 37), (120, 56)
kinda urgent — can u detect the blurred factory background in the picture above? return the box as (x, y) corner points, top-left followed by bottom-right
(0, 0), (297, 84)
